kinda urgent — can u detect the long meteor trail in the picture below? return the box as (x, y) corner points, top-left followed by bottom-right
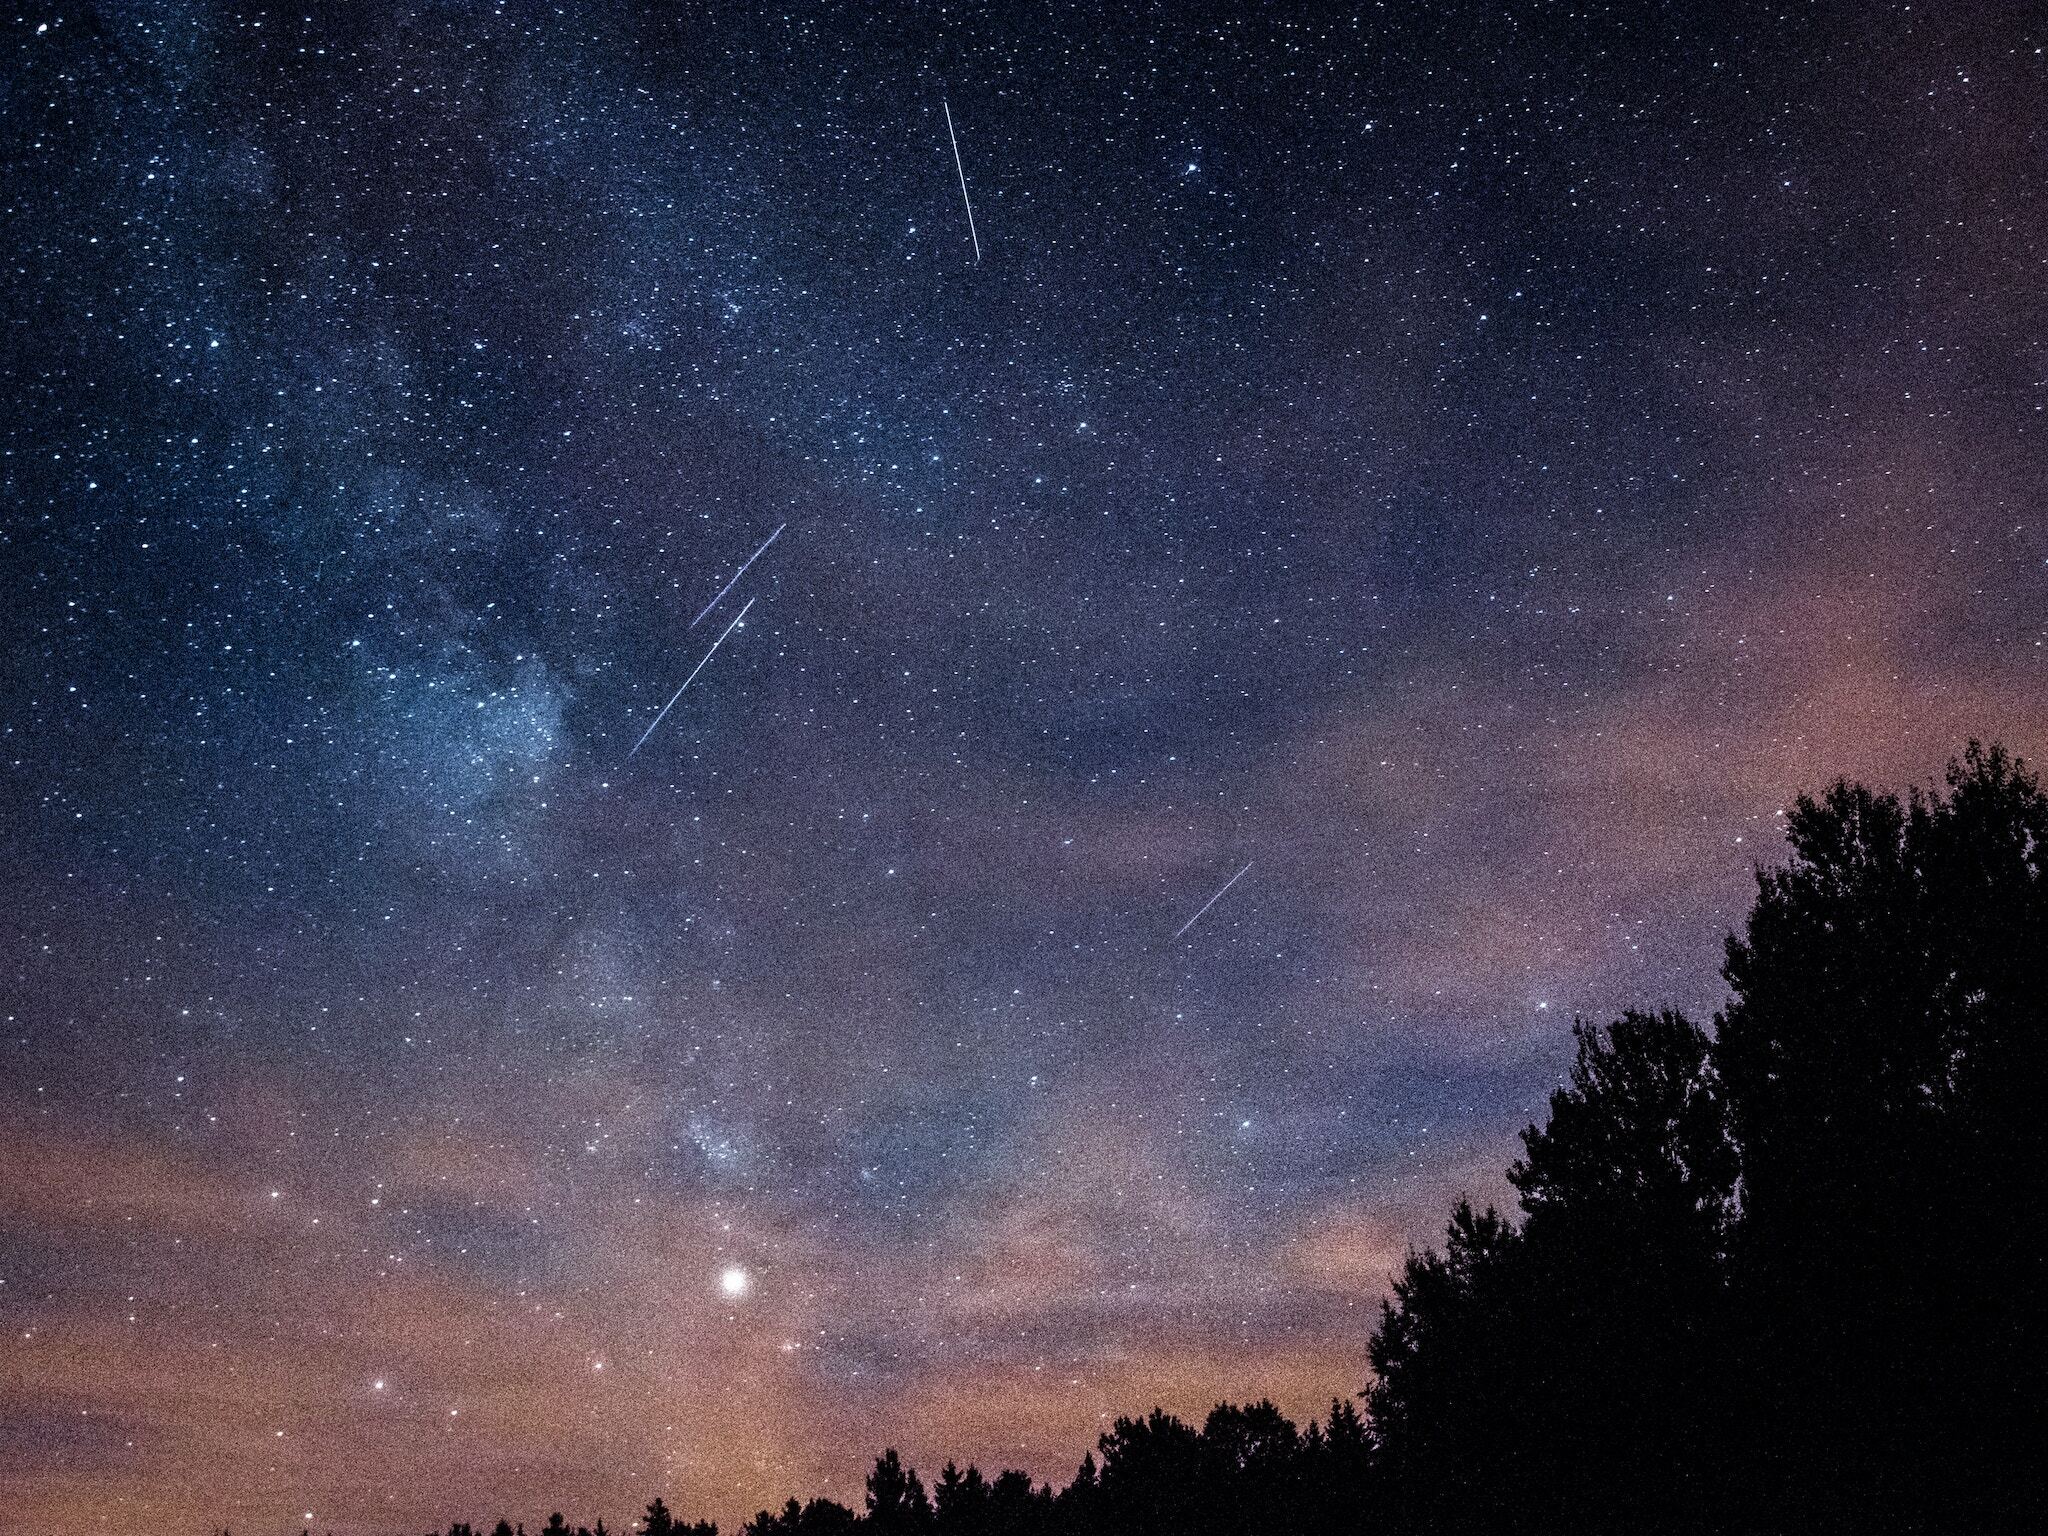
(942, 98), (981, 264)
(690, 522), (784, 629)
(1175, 860), (1254, 940)
(628, 595), (756, 759)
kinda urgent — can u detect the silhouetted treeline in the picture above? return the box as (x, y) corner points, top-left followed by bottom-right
(419, 745), (2040, 1536)
(1364, 743), (2041, 1533)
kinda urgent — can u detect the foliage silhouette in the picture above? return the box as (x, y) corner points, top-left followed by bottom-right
(1364, 743), (2041, 1533)
(1712, 742), (2045, 1531)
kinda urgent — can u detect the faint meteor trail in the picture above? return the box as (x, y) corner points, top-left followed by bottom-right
(942, 98), (981, 264)
(690, 522), (784, 629)
(1175, 860), (1254, 940)
(627, 596), (757, 759)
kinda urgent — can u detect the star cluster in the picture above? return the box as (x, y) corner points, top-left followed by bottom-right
(3, 5), (2043, 1533)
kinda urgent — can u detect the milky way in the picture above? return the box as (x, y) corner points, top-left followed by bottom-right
(3, 6), (2044, 1534)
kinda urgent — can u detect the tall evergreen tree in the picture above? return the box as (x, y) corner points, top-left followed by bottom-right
(866, 1450), (934, 1536)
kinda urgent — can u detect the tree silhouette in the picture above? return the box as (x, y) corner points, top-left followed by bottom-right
(1365, 1199), (1529, 1531)
(641, 1499), (718, 1536)
(1507, 1009), (1736, 1532)
(932, 1462), (988, 1536)
(1715, 742), (2045, 1531)
(1302, 1398), (1369, 1532)
(1197, 1401), (1302, 1536)
(979, 1469), (1052, 1536)
(744, 1498), (858, 1536)
(1366, 741), (2044, 1533)
(865, 1449), (935, 1536)
(1089, 1409), (1207, 1536)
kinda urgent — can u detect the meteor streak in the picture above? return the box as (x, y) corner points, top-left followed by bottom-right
(627, 596), (756, 759)
(943, 98), (981, 264)
(1175, 860), (1254, 940)
(690, 522), (785, 629)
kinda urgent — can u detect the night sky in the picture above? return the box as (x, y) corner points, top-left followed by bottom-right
(3, 4), (2044, 1533)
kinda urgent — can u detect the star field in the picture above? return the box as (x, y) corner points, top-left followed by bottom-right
(2, 5), (2044, 1533)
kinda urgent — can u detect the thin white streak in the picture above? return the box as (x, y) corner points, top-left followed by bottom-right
(690, 522), (785, 630)
(627, 596), (757, 759)
(1175, 860), (1254, 940)
(943, 98), (981, 264)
